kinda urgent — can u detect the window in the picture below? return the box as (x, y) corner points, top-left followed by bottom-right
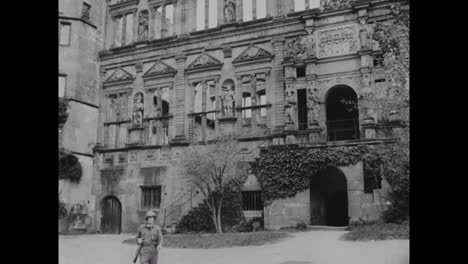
(309, 0), (320, 9)
(125, 13), (133, 45)
(296, 66), (306, 77)
(115, 16), (123, 47)
(373, 54), (384, 67)
(165, 4), (174, 36)
(242, 0), (253, 22)
(59, 23), (71, 45)
(81, 2), (91, 21)
(242, 191), (263, 211)
(140, 186), (162, 209)
(256, 0), (267, 19)
(196, 0), (206, 31)
(258, 90), (267, 117)
(208, 0), (217, 28)
(294, 0), (306, 12)
(161, 87), (170, 116)
(242, 92), (252, 118)
(59, 75), (66, 98)
(193, 82), (203, 113)
(154, 6), (163, 39)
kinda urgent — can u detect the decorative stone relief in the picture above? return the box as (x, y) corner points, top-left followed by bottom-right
(132, 92), (144, 126)
(221, 79), (235, 117)
(284, 29), (316, 61)
(317, 25), (358, 58)
(224, 0), (236, 23)
(307, 81), (320, 126)
(144, 60), (176, 76)
(138, 10), (149, 41)
(187, 52), (221, 69)
(233, 44), (273, 62)
(321, 0), (354, 12)
(105, 68), (134, 82)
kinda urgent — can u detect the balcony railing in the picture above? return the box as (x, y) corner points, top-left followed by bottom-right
(326, 118), (360, 141)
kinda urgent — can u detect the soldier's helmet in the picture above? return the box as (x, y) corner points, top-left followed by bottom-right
(145, 210), (157, 220)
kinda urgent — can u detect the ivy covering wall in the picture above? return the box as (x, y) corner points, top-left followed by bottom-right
(255, 144), (384, 205)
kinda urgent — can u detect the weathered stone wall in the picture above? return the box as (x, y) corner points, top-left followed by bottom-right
(264, 190), (311, 230)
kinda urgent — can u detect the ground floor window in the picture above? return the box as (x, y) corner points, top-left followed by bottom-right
(242, 191), (263, 211)
(140, 185), (162, 209)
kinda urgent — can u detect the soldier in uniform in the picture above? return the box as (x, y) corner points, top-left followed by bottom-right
(136, 210), (163, 264)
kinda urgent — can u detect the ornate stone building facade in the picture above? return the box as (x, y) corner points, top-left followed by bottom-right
(92, 0), (408, 233)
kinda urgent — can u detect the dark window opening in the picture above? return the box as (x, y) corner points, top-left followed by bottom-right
(373, 54), (384, 67)
(326, 85), (360, 141)
(140, 186), (161, 209)
(297, 89), (308, 130)
(296, 66), (306, 77)
(375, 79), (386, 83)
(82, 2), (91, 21)
(242, 191), (263, 211)
(162, 100), (169, 116)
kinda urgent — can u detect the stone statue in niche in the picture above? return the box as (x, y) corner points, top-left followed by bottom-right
(138, 10), (149, 41)
(304, 28), (316, 58)
(221, 79), (235, 117)
(359, 19), (373, 50)
(285, 87), (296, 125)
(132, 92), (144, 126)
(224, 0), (236, 23)
(307, 84), (321, 127)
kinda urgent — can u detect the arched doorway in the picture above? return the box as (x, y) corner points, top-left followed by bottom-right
(325, 85), (359, 141)
(100, 195), (122, 234)
(310, 166), (349, 226)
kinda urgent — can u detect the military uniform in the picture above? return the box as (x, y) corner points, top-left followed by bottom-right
(136, 211), (163, 264)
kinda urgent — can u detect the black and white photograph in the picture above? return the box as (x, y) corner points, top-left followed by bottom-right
(58, 0), (410, 263)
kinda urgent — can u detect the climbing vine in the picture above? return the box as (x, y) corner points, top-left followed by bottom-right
(255, 144), (384, 205)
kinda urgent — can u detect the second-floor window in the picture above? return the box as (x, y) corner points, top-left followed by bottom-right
(196, 0), (217, 31)
(243, 0), (266, 21)
(59, 22), (71, 45)
(113, 13), (134, 47)
(294, 0), (321, 12)
(140, 186), (162, 209)
(154, 4), (175, 39)
(242, 92), (252, 118)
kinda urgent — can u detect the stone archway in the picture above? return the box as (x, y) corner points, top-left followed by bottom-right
(310, 166), (349, 226)
(100, 195), (122, 234)
(325, 85), (360, 141)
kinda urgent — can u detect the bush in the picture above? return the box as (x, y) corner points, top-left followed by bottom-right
(176, 185), (245, 233)
(296, 222), (307, 230)
(382, 205), (407, 224)
(59, 197), (67, 219)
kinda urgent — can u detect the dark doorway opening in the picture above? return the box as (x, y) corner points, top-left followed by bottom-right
(297, 89), (308, 130)
(101, 196), (122, 234)
(310, 166), (349, 226)
(325, 85), (359, 141)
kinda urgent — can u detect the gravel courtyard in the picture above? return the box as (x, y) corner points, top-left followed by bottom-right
(59, 230), (409, 264)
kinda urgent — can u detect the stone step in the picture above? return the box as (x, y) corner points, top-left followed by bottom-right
(308, 225), (348, 231)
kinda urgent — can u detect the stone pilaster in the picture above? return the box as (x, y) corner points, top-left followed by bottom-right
(122, 14), (127, 45)
(252, 0), (257, 20)
(205, 0), (210, 29)
(267, 0), (275, 17)
(271, 37), (286, 133)
(217, 0), (223, 26)
(149, 8), (155, 40)
(362, 117), (377, 139)
(174, 53), (188, 141)
(161, 5), (168, 37)
(96, 68), (107, 146)
(133, 10), (139, 43)
(274, 0), (284, 18)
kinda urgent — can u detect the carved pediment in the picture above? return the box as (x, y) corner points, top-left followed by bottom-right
(233, 45), (273, 62)
(105, 68), (134, 83)
(187, 52), (222, 69)
(143, 60), (176, 77)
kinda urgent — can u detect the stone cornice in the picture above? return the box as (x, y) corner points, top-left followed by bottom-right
(58, 15), (97, 29)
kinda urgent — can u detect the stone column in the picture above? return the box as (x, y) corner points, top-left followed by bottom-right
(205, 0), (210, 29)
(217, 0), (224, 26)
(174, 0), (181, 36)
(235, 75), (243, 134)
(275, 0), (285, 18)
(250, 73), (257, 129)
(113, 16), (118, 47)
(236, 0), (243, 22)
(266, 0), (275, 17)
(252, 0), (257, 20)
(271, 37), (286, 133)
(96, 69), (107, 146)
(161, 5), (168, 38)
(133, 10), (139, 43)
(214, 77), (221, 134)
(190, 0), (196, 32)
(149, 8), (155, 40)
(201, 81), (208, 142)
(174, 53), (188, 142)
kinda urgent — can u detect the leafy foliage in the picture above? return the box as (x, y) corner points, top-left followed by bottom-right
(59, 194), (68, 219)
(59, 148), (83, 183)
(59, 98), (70, 125)
(176, 184), (244, 233)
(256, 144), (383, 205)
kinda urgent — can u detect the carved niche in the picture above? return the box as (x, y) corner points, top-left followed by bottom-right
(284, 83), (296, 126)
(317, 25), (358, 58)
(284, 28), (316, 61)
(233, 44), (273, 62)
(307, 81), (321, 126)
(224, 0), (236, 23)
(138, 10), (149, 41)
(105, 68), (134, 82)
(221, 79), (235, 117)
(132, 92), (144, 126)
